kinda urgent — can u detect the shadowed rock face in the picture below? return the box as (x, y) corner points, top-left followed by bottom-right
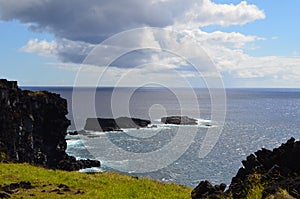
(0, 79), (100, 170)
(161, 116), (197, 125)
(191, 181), (226, 199)
(191, 137), (300, 199)
(84, 117), (151, 132)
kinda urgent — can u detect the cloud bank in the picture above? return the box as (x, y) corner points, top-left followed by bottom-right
(1, 0), (299, 87)
(0, 0), (264, 42)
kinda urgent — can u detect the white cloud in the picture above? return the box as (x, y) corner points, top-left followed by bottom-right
(9, 0), (265, 67)
(175, 0), (265, 28)
(21, 39), (57, 57)
(5, 0), (300, 87)
(0, 0), (265, 43)
(181, 29), (264, 48)
(204, 45), (300, 81)
(21, 38), (95, 63)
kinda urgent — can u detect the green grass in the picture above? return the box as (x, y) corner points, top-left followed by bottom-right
(265, 189), (295, 199)
(245, 174), (265, 199)
(244, 174), (295, 199)
(0, 152), (8, 160)
(0, 163), (192, 199)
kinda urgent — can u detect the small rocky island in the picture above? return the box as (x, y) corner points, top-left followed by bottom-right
(161, 116), (198, 125)
(0, 79), (100, 171)
(83, 116), (199, 132)
(84, 117), (151, 131)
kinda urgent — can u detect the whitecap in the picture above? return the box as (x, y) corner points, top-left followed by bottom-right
(196, 118), (212, 124)
(79, 167), (103, 173)
(66, 139), (82, 146)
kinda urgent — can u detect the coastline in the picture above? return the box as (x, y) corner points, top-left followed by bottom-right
(1, 79), (300, 198)
(1, 138), (300, 198)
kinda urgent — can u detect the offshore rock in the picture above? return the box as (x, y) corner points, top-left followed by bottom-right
(84, 117), (151, 131)
(161, 116), (197, 125)
(0, 79), (100, 170)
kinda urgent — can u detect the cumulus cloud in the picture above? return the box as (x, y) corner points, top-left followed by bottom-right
(21, 38), (94, 63)
(175, 0), (265, 28)
(0, 0), (265, 42)
(5, 0), (300, 87)
(0, 0), (180, 43)
(203, 44), (300, 82)
(0, 0), (266, 66)
(182, 29), (264, 49)
(21, 39), (57, 57)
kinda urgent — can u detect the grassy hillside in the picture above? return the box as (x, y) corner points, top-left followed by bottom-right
(0, 163), (192, 199)
(0, 163), (295, 199)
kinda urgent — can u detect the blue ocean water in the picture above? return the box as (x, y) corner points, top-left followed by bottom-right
(23, 87), (300, 187)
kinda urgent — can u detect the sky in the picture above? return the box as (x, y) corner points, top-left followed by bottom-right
(0, 0), (299, 88)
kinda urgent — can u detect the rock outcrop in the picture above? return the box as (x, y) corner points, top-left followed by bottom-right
(0, 79), (100, 170)
(84, 117), (151, 131)
(192, 137), (300, 199)
(191, 181), (226, 199)
(161, 116), (198, 125)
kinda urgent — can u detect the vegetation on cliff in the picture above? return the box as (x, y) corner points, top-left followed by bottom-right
(192, 138), (300, 199)
(0, 163), (192, 199)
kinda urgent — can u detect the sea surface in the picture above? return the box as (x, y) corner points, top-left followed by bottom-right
(23, 87), (300, 187)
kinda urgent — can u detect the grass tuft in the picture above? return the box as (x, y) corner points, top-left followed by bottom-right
(245, 174), (265, 199)
(27, 91), (47, 97)
(265, 189), (296, 199)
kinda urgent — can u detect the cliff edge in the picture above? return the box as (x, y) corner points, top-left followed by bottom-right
(0, 79), (100, 170)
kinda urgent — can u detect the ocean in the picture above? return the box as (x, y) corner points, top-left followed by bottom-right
(23, 87), (300, 187)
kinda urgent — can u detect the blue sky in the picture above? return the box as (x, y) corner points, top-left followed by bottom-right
(0, 0), (299, 87)
(208, 0), (300, 57)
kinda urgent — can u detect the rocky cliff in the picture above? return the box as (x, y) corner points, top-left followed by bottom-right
(192, 137), (300, 198)
(0, 79), (100, 170)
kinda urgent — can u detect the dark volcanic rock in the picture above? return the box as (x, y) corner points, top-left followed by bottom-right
(191, 180), (226, 199)
(68, 131), (78, 136)
(0, 191), (10, 198)
(161, 116), (197, 125)
(57, 156), (100, 171)
(0, 181), (33, 198)
(84, 118), (119, 132)
(0, 79), (100, 170)
(84, 117), (151, 131)
(192, 137), (300, 199)
(1, 181), (33, 193)
(116, 117), (151, 129)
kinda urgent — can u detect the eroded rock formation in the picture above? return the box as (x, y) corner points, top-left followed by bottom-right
(84, 117), (151, 131)
(161, 116), (198, 125)
(0, 79), (100, 170)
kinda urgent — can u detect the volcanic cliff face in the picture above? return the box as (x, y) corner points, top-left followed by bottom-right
(0, 79), (100, 170)
(191, 138), (300, 199)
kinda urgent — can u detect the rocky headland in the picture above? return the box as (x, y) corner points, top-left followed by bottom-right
(0, 79), (100, 171)
(192, 137), (300, 199)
